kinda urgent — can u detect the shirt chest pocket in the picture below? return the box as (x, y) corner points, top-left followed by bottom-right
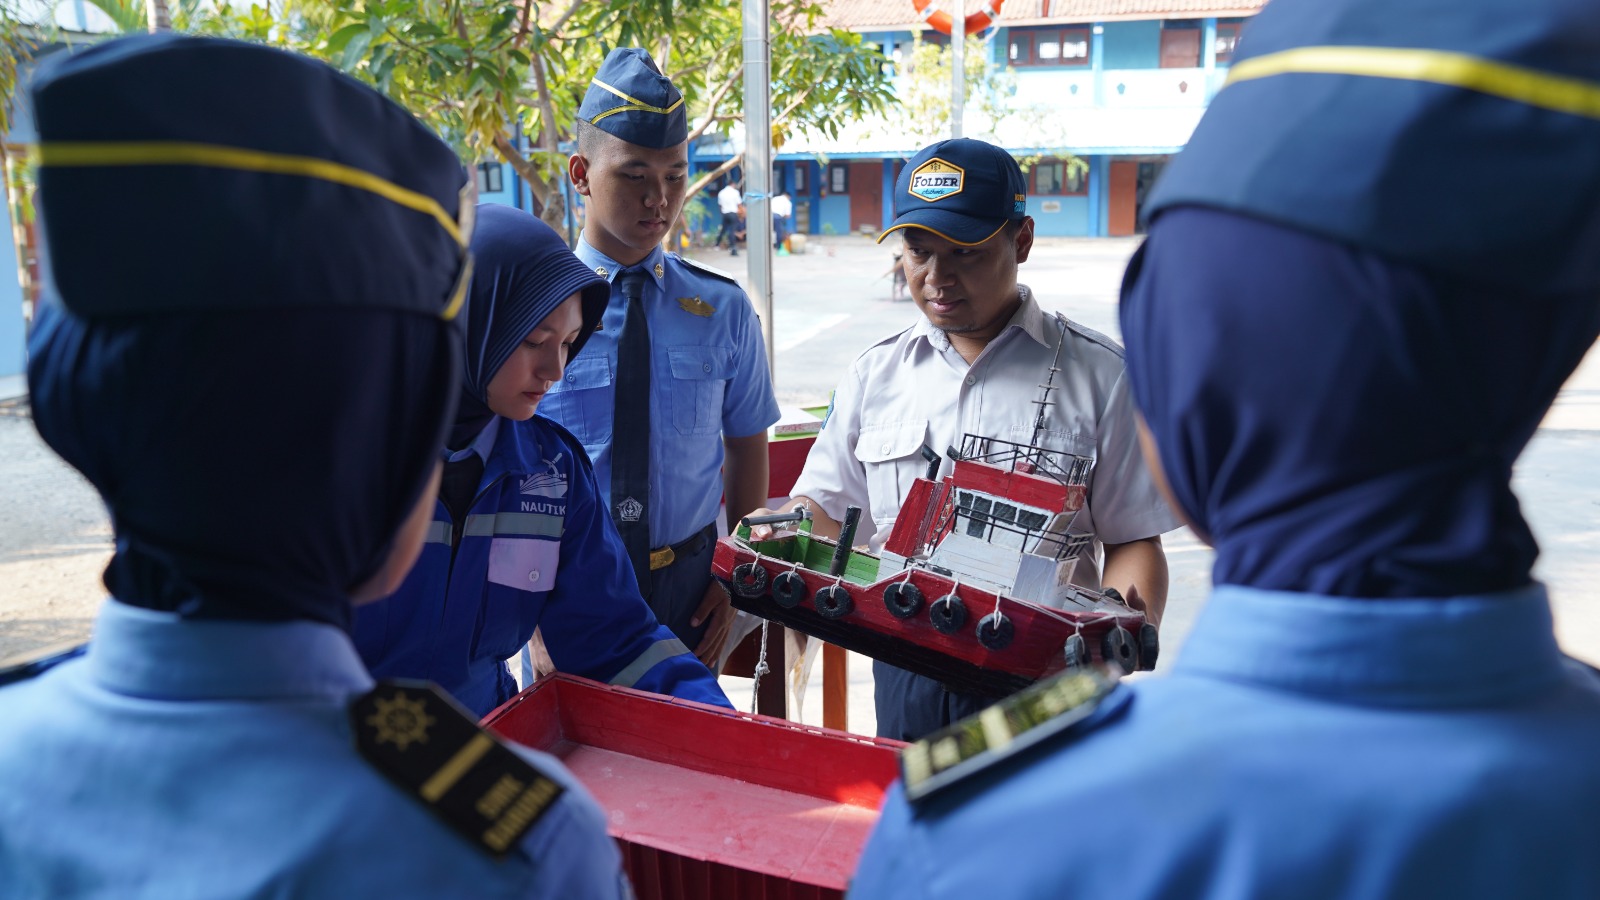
(668, 346), (733, 436)
(477, 536), (562, 660)
(542, 356), (612, 444)
(854, 419), (929, 528)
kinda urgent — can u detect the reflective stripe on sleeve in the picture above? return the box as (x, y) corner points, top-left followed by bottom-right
(424, 521), (453, 545)
(462, 512), (563, 539)
(609, 638), (694, 689)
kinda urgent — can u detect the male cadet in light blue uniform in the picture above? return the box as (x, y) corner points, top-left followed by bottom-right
(543, 48), (781, 667)
(850, 1), (1600, 897)
(0, 35), (626, 898)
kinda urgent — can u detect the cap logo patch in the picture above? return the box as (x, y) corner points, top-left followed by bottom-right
(908, 157), (964, 203)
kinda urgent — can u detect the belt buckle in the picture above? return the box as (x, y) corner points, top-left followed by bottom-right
(649, 546), (675, 571)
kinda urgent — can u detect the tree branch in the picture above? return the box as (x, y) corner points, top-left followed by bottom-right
(685, 151), (742, 200)
(686, 69), (741, 144)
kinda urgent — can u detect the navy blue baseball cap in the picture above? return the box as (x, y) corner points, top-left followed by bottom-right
(578, 48), (687, 149)
(878, 138), (1028, 246)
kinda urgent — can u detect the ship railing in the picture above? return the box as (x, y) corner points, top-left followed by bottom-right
(937, 505), (1095, 563)
(956, 434), (1092, 487)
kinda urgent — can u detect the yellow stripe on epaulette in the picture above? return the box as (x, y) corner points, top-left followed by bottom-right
(900, 668), (1122, 807)
(350, 681), (563, 857)
(1226, 46), (1600, 121)
(676, 255), (740, 288)
(32, 141), (470, 248)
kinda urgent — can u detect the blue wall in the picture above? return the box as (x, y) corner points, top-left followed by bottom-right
(817, 195), (851, 236)
(1101, 21), (1161, 69)
(1027, 194), (1093, 237)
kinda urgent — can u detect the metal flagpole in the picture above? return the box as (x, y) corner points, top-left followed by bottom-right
(743, 0), (776, 378)
(952, 0), (965, 138)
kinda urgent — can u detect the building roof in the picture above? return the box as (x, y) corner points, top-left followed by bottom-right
(821, 0), (1267, 29)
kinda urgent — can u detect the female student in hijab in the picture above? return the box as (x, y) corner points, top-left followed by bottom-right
(0, 34), (626, 897)
(353, 203), (730, 718)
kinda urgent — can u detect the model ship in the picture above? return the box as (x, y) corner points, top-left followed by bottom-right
(712, 317), (1157, 699)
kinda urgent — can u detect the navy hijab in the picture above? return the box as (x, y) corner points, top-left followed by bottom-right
(1121, 207), (1600, 598)
(26, 35), (470, 628)
(451, 205), (609, 449)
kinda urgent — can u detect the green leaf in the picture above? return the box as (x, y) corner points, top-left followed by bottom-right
(325, 22), (367, 57)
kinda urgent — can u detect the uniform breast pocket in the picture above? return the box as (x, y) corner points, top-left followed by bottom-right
(477, 537), (562, 660)
(542, 356), (613, 444)
(668, 346), (733, 436)
(854, 419), (930, 530)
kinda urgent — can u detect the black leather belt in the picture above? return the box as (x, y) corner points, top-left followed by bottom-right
(648, 522), (717, 572)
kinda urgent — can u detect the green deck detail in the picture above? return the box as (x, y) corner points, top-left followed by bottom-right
(735, 519), (882, 586)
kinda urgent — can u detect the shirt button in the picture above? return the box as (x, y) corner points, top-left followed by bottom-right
(703, 363), (712, 373)
(566, 374), (577, 382)
(528, 570), (541, 584)
(880, 442), (892, 454)
(965, 375), (977, 386)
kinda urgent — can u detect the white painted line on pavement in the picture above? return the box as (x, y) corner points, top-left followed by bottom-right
(777, 312), (850, 353)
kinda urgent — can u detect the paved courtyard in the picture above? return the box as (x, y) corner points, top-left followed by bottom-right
(4, 234), (1598, 736)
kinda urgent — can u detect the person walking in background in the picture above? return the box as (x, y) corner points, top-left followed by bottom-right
(716, 178), (743, 256)
(771, 189), (793, 252)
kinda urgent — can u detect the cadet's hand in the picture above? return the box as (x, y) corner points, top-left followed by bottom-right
(690, 581), (736, 671)
(743, 506), (782, 541)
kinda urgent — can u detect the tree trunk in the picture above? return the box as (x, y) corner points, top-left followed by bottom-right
(491, 131), (565, 235)
(146, 0), (170, 32)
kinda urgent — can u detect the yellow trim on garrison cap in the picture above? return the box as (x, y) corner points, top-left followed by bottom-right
(587, 77), (687, 122)
(876, 220), (1009, 247)
(32, 140), (469, 247)
(1227, 46), (1600, 121)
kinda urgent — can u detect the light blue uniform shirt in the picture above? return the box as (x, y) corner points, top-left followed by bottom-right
(543, 239), (780, 547)
(0, 600), (629, 899)
(852, 583), (1600, 899)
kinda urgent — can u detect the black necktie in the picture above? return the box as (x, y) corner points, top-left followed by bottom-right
(611, 269), (653, 596)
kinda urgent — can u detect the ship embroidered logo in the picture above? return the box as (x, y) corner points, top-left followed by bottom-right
(520, 454), (568, 499)
(908, 158), (964, 202)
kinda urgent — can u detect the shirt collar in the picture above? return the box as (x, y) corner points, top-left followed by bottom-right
(906, 285), (1053, 359)
(446, 415), (500, 464)
(574, 236), (667, 291)
(1174, 582), (1568, 707)
(86, 599), (372, 701)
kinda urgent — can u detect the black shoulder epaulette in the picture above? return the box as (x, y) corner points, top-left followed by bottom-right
(351, 680), (565, 857)
(0, 641), (87, 688)
(900, 668), (1126, 808)
(674, 254), (741, 287)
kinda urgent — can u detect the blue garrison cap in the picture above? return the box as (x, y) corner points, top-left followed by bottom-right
(30, 33), (473, 321)
(577, 48), (687, 149)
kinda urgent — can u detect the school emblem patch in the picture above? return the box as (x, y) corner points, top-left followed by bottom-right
(908, 158), (964, 202)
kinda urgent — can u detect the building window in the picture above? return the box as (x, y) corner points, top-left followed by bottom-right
(829, 163), (849, 194)
(792, 164), (807, 192)
(1159, 20), (1202, 69)
(1030, 158), (1086, 196)
(1010, 27), (1089, 68)
(476, 162), (503, 195)
(1215, 23), (1242, 64)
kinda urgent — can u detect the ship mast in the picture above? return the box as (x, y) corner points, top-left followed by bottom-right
(1029, 314), (1071, 452)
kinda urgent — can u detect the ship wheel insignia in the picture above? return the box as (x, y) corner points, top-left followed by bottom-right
(365, 691), (437, 751)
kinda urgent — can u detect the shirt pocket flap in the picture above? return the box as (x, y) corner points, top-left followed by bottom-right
(560, 355), (612, 390)
(487, 537), (561, 592)
(668, 346), (734, 381)
(855, 419), (930, 464)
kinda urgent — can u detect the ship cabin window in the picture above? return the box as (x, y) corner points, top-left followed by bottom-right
(992, 501), (1018, 523)
(966, 517), (989, 539)
(971, 496), (993, 516)
(1016, 509), (1048, 531)
(957, 490), (973, 510)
